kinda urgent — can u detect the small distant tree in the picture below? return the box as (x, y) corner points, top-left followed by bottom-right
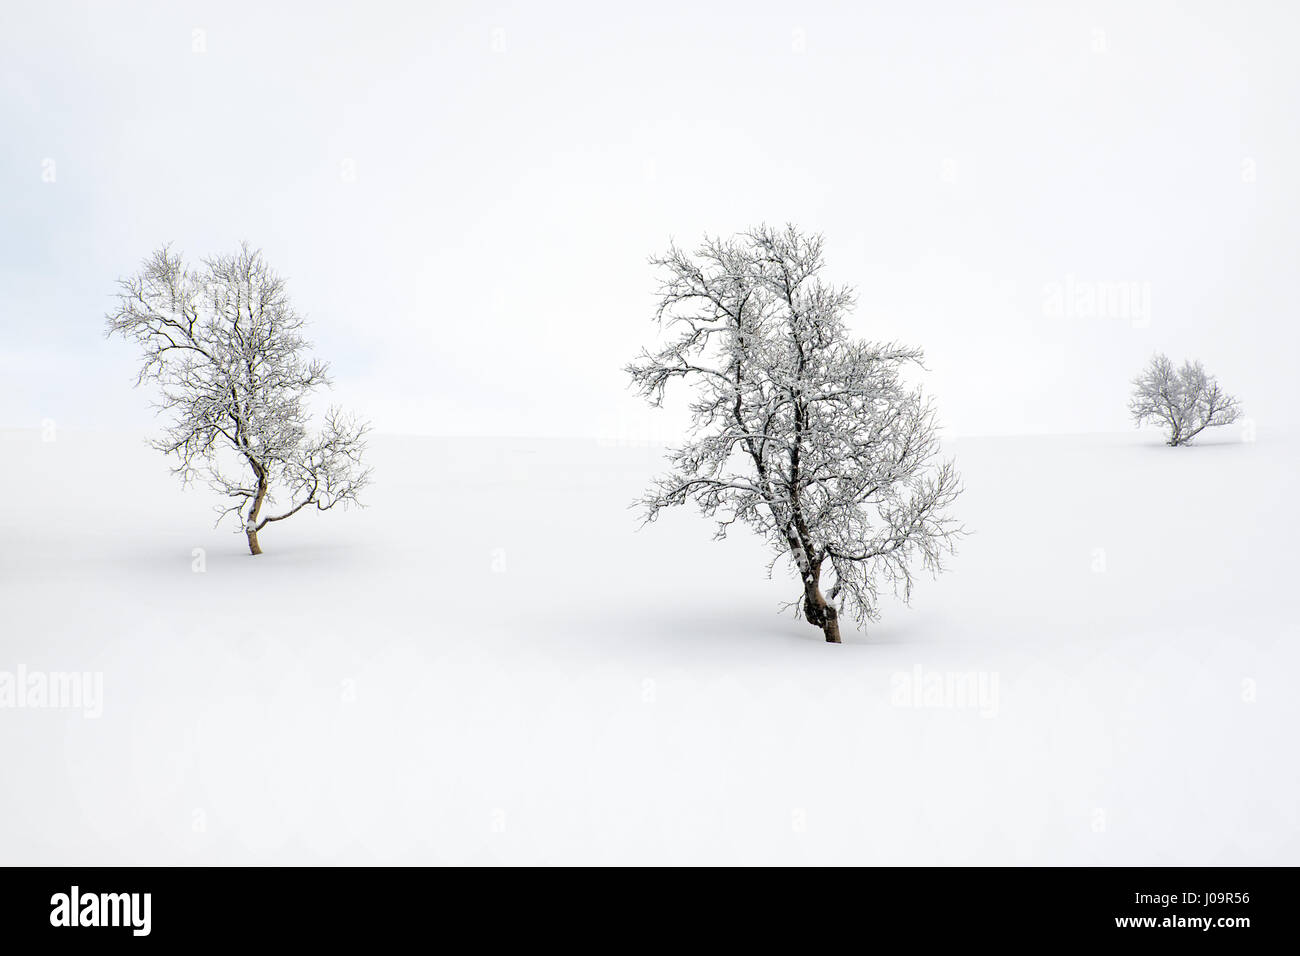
(1129, 353), (1241, 446)
(628, 224), (963, 643)
(107, 243), (371, 555)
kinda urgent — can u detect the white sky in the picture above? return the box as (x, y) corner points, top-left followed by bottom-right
(3, 0), (1297, 438)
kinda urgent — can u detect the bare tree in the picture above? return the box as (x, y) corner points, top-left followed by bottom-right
(107, 243), (371, 555)
(628, 224), (963, 643)
(1129, 353), (1241, 446)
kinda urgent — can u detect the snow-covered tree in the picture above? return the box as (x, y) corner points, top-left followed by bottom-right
(628, 224), (963, 643)
(1129, 353), (1241, 446)
(107, 243), (371, 555)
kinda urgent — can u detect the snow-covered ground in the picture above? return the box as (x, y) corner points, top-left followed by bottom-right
(1, 427), (1295, 864)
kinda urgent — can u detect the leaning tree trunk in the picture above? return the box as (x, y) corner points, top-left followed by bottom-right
(245, 473), (268, 556)
(801, 570), (842, 644)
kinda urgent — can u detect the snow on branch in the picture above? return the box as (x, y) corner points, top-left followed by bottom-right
(628, 224), (964, 642)
(107, 242), (372, 555)
(1129, 353), (1241, 446)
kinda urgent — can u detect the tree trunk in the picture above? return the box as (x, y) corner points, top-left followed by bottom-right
(245, 472), (268, 556)
(801, 572), (842, 643)
(821, 605), (842, 644)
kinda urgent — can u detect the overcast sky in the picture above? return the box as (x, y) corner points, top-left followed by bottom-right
(3, 0), (1297, 439)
